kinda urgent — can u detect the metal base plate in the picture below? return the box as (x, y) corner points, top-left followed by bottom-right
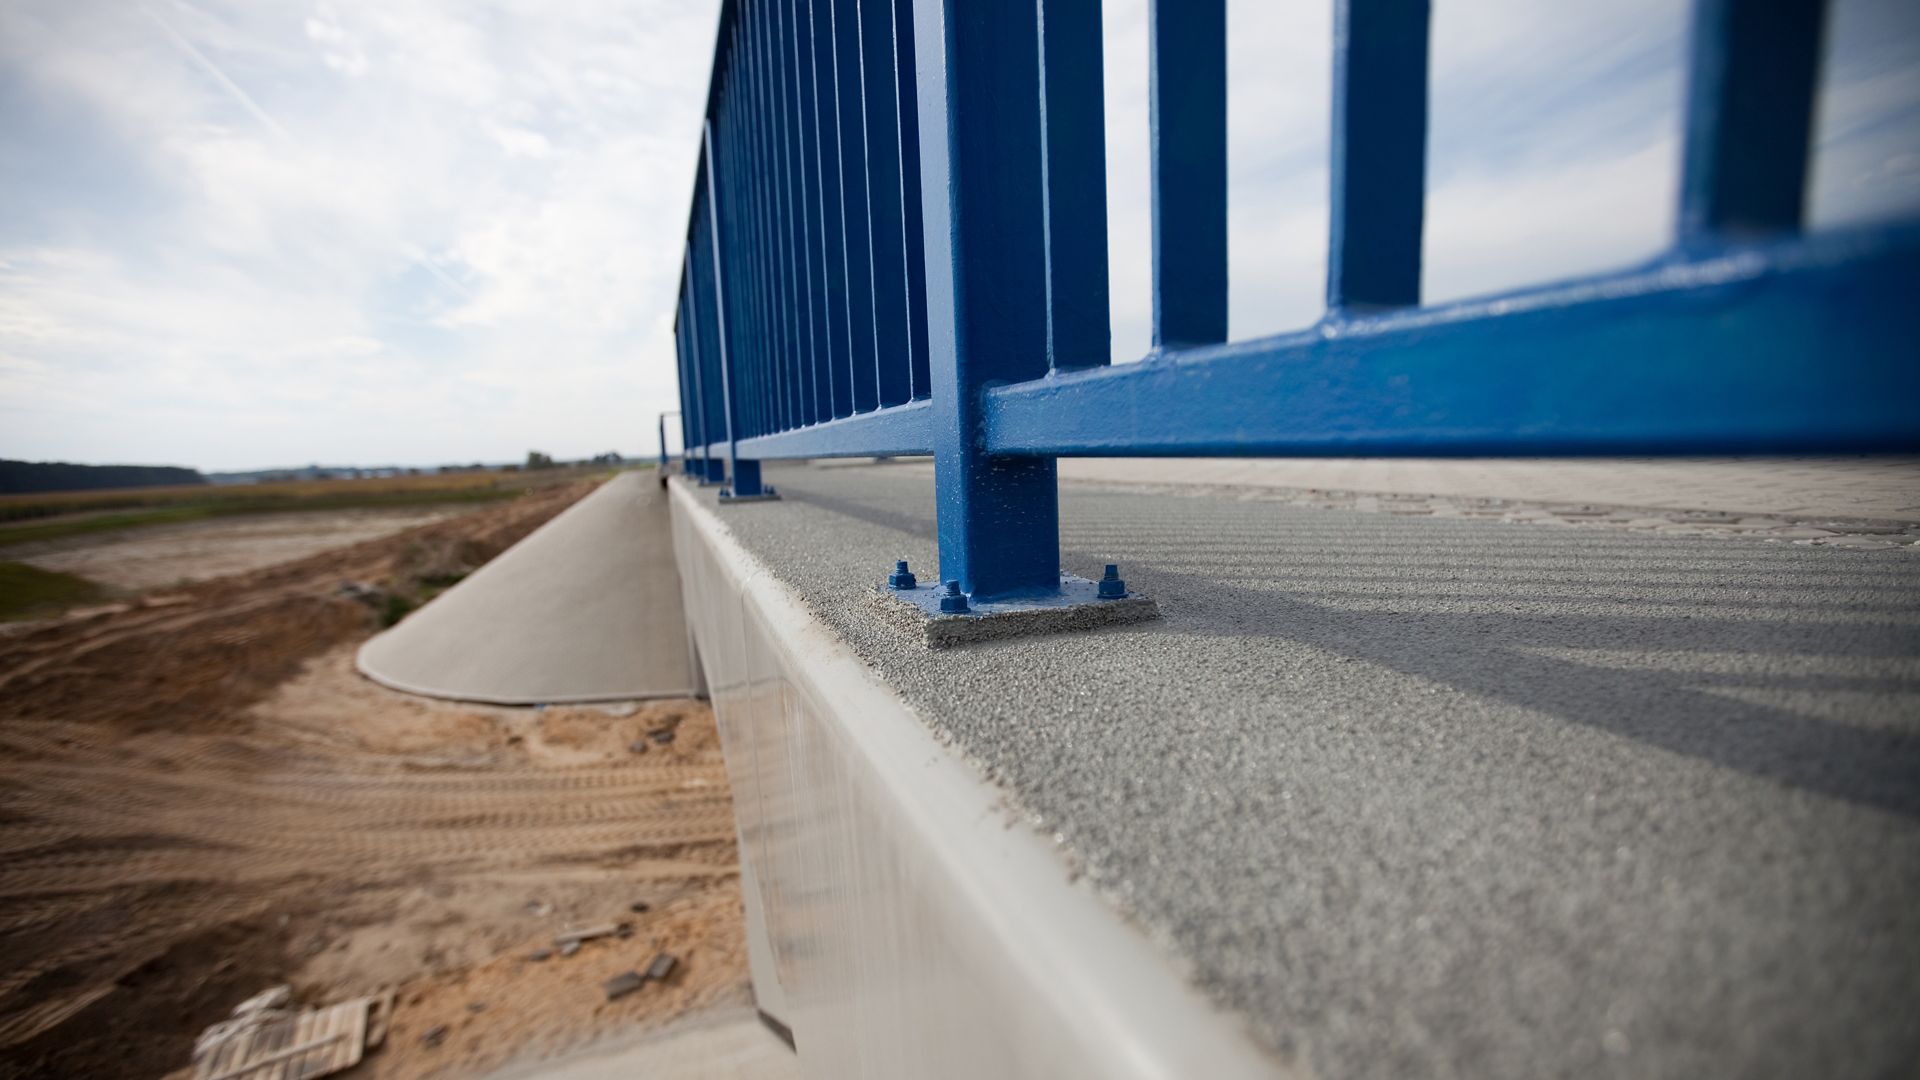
(871, 573), (1159, 648)
(718, 488), (782, 503)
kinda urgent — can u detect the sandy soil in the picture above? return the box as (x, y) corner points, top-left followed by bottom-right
(0, 482), (749, 1079)
(2, 507), (469, 591)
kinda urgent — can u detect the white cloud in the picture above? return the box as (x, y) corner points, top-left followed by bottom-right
(1, 0), (716, 468)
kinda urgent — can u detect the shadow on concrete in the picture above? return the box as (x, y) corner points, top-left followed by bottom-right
(784, 480), (1920, 819)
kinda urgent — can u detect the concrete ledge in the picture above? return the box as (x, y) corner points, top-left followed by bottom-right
(666, 477), (1284, 1079)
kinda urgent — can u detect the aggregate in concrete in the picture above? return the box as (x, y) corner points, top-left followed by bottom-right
(698, 461), (1920, 1080)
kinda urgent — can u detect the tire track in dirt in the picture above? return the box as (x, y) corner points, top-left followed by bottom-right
(0, 480), (752, 1079)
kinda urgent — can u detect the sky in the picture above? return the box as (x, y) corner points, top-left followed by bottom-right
(1, 0), (1915, 471)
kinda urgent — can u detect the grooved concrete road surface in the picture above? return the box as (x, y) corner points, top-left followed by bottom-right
(1057, 456), (1920, 521)
(703, 461), (1920, 1080)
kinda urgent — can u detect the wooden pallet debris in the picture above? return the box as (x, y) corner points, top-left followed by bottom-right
(191, 986), (393, 1080)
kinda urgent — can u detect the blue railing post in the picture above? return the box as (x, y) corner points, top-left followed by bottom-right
(1150, 0), (1228, 349)
(915, 0), (1059, 601)
(704, 120), (767, 498)
(1327, 0), (1430, 312)
(1040, 0), (1112, 371)
(680, 251), (723, 484)
(1677, 0), (1827, 244)
(860, 0), (916, 406)
(672, 296), (693, 476)
(664, 0), (1917, 580)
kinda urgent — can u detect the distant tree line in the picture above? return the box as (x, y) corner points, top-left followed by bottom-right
(523, 450), (625, 471)
(0, 459), (208, 495)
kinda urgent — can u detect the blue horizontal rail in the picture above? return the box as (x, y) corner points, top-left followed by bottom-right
(671, 0), (1919, 602)
(704, 400), (934, 459)
(987, 228), (1920, 456)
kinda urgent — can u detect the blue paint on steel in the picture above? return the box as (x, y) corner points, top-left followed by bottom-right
(914, 0), (1061, 602)
(1098, 564), (1127, 600)
(1149, 0), (1227, 349)
(831, 0), (881, 415)
(985, 228), (1920, 456)
(728, 458), (763, 496)
(703, 120), (766, 498)
(808, 0), (853, 420)
(1038, 0), (1111, 371)
(1679, 0), (1827, 243)
(783, 0), (826, 427)
(1328, 0), (1429, 312)
(891, 0), (932, 401)
(861, 0), (914, 408)
(888, 560), (917, 589)
(701, 399), (932, 460)
(680, 250), (717, 479)
(671, 0), (1917, 609)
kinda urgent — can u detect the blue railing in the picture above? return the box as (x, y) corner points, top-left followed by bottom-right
(673, 0), (1920, 602)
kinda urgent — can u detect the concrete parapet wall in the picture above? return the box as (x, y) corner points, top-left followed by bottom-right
(666, 477), (1281, 1080)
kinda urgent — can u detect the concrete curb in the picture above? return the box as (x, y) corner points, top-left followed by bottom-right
(669, 477), (1291, 1078)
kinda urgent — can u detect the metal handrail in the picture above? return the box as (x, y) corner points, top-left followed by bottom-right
(671, 0), (1919, 601)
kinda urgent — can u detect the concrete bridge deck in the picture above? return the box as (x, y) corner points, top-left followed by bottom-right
(690, 459), (1920, 1079)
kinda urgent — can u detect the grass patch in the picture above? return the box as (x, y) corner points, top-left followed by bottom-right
(0, 561), (105, 620)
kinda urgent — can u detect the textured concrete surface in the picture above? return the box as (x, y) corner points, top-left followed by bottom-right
(1057, 456), (1920, 521)
(699, 461), (1920, 1080)
(358, 471), (696, 703)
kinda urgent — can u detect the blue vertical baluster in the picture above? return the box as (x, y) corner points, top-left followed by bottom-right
(809, 0), (852, 419)
(755, 9), (790, 436)
(699, 222), (726, 485)
(752, 8), (798, 430)
(860, 0), (913, 407)
(1039, 0), (1112, 371)
(675, 282), (700, 475)
(672, 302), (690, 472)
(890, 0), (930, 400)
(680, 260), (699, 471)
(831, 0), (879, 414)
(775, 0), (819, 428)
(704, 120), (765, 496)
(714, 85), (741, 446)
(916, 0), (1059, 600)
(729, 60), (767, 443)
(1150, 0), (1227, 348)
(788, 0), (827, 425)
(683, 246), (721, 483)
(1678, 0), (1827, 244)
(728, 68), (760, 444)
(764, 8), (798, 434)
(740, 12), (774, 436)
(1327, 0), (1429, 313)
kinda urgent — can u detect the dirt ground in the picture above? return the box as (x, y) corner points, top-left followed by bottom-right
(0, 480), (749, 1079)
(1, 507), (469, 591)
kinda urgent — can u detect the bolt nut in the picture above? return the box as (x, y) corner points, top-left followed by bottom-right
(1097, 563), (1127, 599)
(887, 560), (918, 590)
(938, 580), (970, 614)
